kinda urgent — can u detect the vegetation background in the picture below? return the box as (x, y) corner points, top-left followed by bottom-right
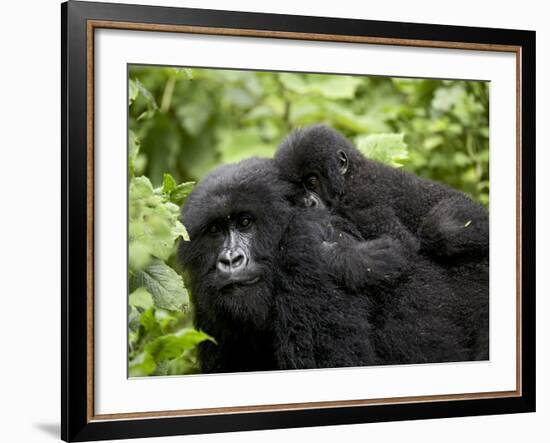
(127, 66), (489, 377)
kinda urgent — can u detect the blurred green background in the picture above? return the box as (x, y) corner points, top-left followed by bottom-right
(127, 66), (489, 377)
(129, 65), (489, 206)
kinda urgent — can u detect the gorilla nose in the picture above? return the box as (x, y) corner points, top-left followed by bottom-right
(217, 248), (247, 274)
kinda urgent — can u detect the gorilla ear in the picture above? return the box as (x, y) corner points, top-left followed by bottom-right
(337, 150), (348, 175)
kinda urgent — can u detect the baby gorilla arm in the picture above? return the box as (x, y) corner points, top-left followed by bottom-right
(345, 201), (488, 263)
(344, 205), (421, 253)
(321, 233), (410, 292)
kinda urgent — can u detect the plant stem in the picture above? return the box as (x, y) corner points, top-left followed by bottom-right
(161, 76), (177, 113)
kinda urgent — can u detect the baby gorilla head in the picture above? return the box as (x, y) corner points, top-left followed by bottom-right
(178, 158), (293, 331)
(274, 124), (361, 209)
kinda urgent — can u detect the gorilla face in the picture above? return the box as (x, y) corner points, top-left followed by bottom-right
(274, 124), (355, 211)
(178, 158), (293, 330)
(207, 212), (261, 290)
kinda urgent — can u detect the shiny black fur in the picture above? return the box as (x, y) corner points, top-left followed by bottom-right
(178, 158), (488, 372)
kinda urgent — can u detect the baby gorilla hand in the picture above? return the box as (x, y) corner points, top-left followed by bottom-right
(321, 235), (411, 292)
(317, 221), (358, 251)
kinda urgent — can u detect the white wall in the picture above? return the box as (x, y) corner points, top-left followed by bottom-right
(0, 1), (546, 442)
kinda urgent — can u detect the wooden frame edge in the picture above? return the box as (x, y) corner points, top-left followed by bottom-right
(86, 19), (95, 423)
(515, 46), (523, 397)
(89, 19), (522, 52)
(91, 390), (520, 422)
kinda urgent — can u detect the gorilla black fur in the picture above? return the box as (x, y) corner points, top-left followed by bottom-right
(274, 124), (489, 261)
(178, 158), (488, 373)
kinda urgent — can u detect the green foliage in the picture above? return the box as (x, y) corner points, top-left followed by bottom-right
(128, 130), (212, 377)
(128, 66), (490, 376)
(128, 66), (489, 206)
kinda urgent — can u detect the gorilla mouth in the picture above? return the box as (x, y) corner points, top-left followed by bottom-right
(218, 276), (261, 291)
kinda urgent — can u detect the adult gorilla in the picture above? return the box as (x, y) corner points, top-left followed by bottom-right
(178, 158), (488, 374)
(178, 158), (379, 373)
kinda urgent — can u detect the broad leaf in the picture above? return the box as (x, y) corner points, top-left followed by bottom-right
(130, 176), (154, 200)
(129, 351), (156, 377)
(355, 133), (409, 167)
(169, 182), (195, 206)
(129, 287), (154, 311)
(145, 329), (215, 362)
(129, 79), (139, 105)
(132, 260), (189, 311)
(162, 173), (177, 196)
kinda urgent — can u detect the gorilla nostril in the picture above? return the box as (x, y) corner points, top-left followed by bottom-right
(304, 196), (317, 208)
(219, 256), (231, 267)
(232, 253), (244, 268)
(217, 249), (246, 273)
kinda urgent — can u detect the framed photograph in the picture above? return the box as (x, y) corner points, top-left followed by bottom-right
(62, 1), (536, 441)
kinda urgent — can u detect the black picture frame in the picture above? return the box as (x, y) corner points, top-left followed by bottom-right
(61, 1), (536, 441)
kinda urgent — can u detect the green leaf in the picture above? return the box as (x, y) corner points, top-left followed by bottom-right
(423, 135), (444, 151)
(129, 287), (154, 310)
(128, 241), (152, 272)
(145, 329), (215, 362)
(139, 308), (162, 337)
(173, 220), (190, 242)
(132, 260), (189, 311)
(129, 176), (186, 266)
(128, 130), (140, 179)
(130, 176), (154, 200)
(181, 68), (194, 80)
(134, 78), (158, 111)
(153, 309), (180, 333)
(355, 133), (409, 167)
(279, 73), (362, 99)
(129, 79), (139, 105)
(128, 305), (141, 333)
(162, 173), (177, 196)
(325, 103), (389, 133)
(129, 351), (156, 377)
(176, 101), (212, 135)
(453, 151), (472, 167)
(217, 128), (276, 164)
(165, 351), (201, 375)
(169, 182), (195, 206)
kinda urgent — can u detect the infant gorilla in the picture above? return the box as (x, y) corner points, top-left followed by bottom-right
(178, 158), (488, 373)
(274, 124), (489, 261)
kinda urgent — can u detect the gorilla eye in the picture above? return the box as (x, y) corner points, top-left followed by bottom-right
(304, 175), (319, 191)
(237, 215), (253, 229)
(208, 224), (220, 234)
